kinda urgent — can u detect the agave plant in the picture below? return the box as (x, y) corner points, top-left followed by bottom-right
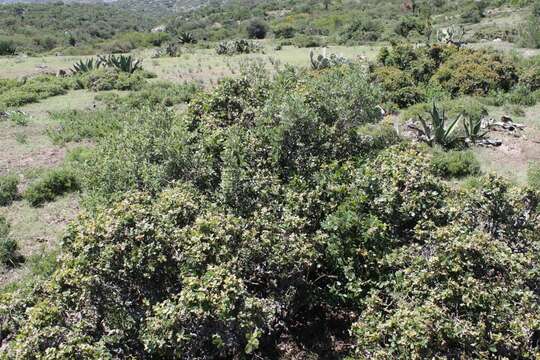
(178, 32), (197, 45)
(463, 116), (488, 144)
(71, 58), (101, 74)
(417, 103), (461, 148)
(98, 54), (142, 74)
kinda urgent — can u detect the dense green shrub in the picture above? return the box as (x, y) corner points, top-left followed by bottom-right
(520, 61), (540, 91)
(96, 81), (202, 109)
(373, 44), (527, 108)
(0, 75), (72, 108)
(372, 66), (424, 107)
(0, 216), (21, 267)
(82, 64), (384, 204)
(431, 49), (518, 96)
(48, 109), (124, 144)
(246, 19), (268, 39)
(23, 168), (80, 207)
(0, 175), (19, 206)
(394, 16), (427, 38)
(75, 68), (146, 91)
(340, 17), (382, 43)
(273, 25), (296, 39)
(0, 39), (16, 56)
(431, 150), (481, 178)
(3, 124), (540, 359)
(293, 35), (323, 48)
(460, 0), (487, 23)
(2, 53), (540, 359)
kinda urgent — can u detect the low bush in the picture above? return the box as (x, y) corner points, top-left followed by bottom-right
(0, 175), (19, 206)
(0, 39), (17, 56)
(48, 109), (123, 144)
(75, 68), (146, 91)
(293, 35), (323, 48)
(0, 75), (72, 108)
(340, 17), (382, 44)
(372, 66), (424, 108)
(0, 216), (21, 267)
(431, 150), (481, 178)
(23, 168), (80, 207)
(273, 26), (296, 39)
(96, 81), (202, 109)
(519, 61), (540, 91)
(394, 15), (427, 38)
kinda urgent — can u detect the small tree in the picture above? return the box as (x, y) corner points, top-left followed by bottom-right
(246, 20), (268, 39)
(323, 0), (331, 10)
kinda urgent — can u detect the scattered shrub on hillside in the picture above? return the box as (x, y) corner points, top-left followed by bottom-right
(372, 66), (424, 108)
(431, 150), (481, 178)
(246, 19), (268, 39)
(0, 175), (19, 206)
(273, 26), (296, 39)
(293, 35), (323, 48)
(394, 16), (427, 38)
(339, 17), (382, 43)
(519, 61), (540, 91)
(23, 168), (80, 207)
(0, 39), (17, 56)
(460, 0), (487, 23)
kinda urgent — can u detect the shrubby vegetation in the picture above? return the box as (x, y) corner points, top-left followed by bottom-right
(0, 175), (18, 206)
(0, 2), (154, 55)
(0, 216), (20, 268)
(431, 149), (481, 178)
(95, 81), (202, 109)
(1, 62), (539, 358)
(371, 42), (535, 110)
(0, 76), (72, 109)
(23, 168), (80, 207)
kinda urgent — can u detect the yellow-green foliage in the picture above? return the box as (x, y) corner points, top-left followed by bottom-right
(431, 49), (518, 96)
